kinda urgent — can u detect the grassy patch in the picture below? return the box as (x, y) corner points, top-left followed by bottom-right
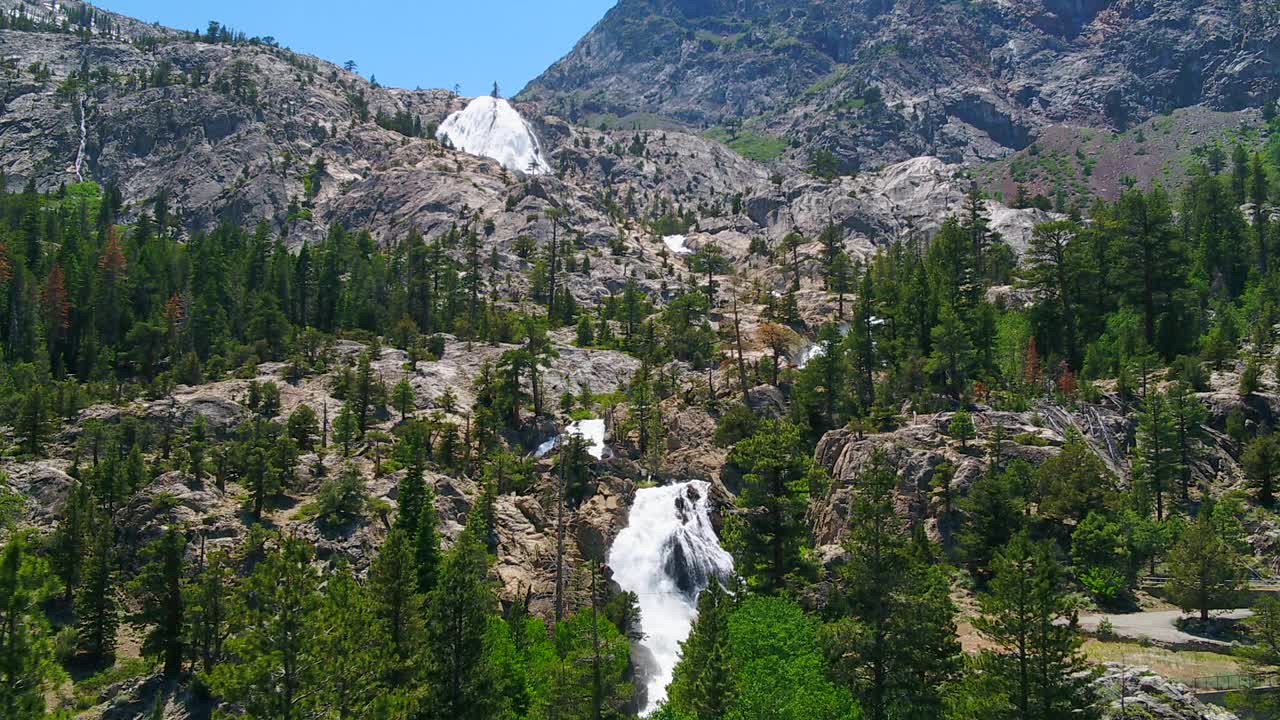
(833, 97), (866, 112)
(704, 128), (788, 163)
(74, 658), (154, 709)
(1082, 639), (1242, 682)
(805, 65), (849, 96)
(695, 30), (745, 48)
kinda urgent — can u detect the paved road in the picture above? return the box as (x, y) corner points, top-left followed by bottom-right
(1077, 609), (1254, 647)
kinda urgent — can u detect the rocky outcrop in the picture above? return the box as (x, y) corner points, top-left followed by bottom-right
(1095, 664), (1239, 720)
(0, 460), (74, 523)
(810, 400), (1135, 549)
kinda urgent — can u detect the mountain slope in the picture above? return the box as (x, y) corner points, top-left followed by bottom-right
(521, 0), (1280, 168)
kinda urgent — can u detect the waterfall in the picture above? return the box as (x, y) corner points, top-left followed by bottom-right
(436, 96), (551, 175)
(73, 93), (87, 182)
(607, 481), (734, 715)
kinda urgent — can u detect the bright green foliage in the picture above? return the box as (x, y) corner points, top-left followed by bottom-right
(1036, 432), (1116, 524)
(332, 403), (360, 456)
(309, 564), (392, 717)
(209, 536), (321, 720)
(668, 580), (734, 719)
(1070, 512), (1132, 606)
(717, 596), (859, 720)
(948, 410), (975, 450)
(1165, 507), (1248, 622)
(392, 377), (415, 422)
(974, 534), (1096, 720)
(0, 535), (60, 720)
(422, 529), (501, 720)
(311, 463), (369, 525)
(528, 592), (634, 719)
(725, 421), (822, 595)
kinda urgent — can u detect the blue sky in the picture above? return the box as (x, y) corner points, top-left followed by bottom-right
(98, 0), (616, 96)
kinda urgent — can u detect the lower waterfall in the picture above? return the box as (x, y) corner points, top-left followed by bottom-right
(606, 481), (734, 715)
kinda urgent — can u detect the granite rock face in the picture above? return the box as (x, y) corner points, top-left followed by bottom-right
(522, 0), (1279, 168)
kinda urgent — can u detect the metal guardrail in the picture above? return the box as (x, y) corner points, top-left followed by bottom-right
(1140, 573), (1280, 589)
(1183, 672), (1280, 693)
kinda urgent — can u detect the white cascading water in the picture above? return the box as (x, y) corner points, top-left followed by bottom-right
(436, 95), (551, 175)
(534, 418), (608, 460)
(607, 481), (734, 715)
(663, 234), (694, 255)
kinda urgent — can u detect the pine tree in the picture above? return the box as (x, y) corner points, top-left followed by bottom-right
(187, 415), (208, 481)
(827, 449), (960, 720)
(414, 483), (441, 596)
(392, 377), (415, 422)
(1166, 507), (1248, 622)
(368, 528), (422, 682)
(48, 480), (92, 599)
(957, 465), (1027, 584)
(397, 458), (427, 536)
(1023, 220), (1087, 369)
(726, 421), (820, 595)
(209, 537), (321, 720)
(243, 446), (279, 519)
(127, 528), (186, 677)
(1243, 433), (1279, 509)
(0, 536), (59, 720)
(310, 564), (389, 718)
(689, 242), (729, 305)
(927, 302), (974, 400)
(423, 529), (499, 720)
(1135, 390), (1180, 520)
(353, 350), (384, 433)
(829, 250), (853, 319)
(16, 385), (49, 457)
(332, 403), (359, 456)
(1108, 187), (1182, 349)
(185, 548), (232, 674)
(667, 580), (733, 719)
(949, 410), (976, 451)
(975, 533), (1096, 720)
(76, 522), (119, 663)
(1036, 432), (1115, 525)
(1166, 382), (1207, 502)
(1249, 152), (1270, 274)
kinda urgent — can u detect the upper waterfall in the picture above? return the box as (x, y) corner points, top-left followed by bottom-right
(607, 481), (734, 715)
(436, 96), (551, 175)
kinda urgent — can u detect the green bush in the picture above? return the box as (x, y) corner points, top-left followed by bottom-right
(1080, 566), (1127, 607)
(307, 465), (368, 525)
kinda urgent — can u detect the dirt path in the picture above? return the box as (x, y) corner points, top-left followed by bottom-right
(1077, 609), (1253, 648)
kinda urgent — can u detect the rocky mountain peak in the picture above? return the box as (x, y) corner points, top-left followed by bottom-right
(520, 0), (1279, 168)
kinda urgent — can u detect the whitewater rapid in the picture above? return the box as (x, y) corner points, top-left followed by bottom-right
(607, 481), (733, 715)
